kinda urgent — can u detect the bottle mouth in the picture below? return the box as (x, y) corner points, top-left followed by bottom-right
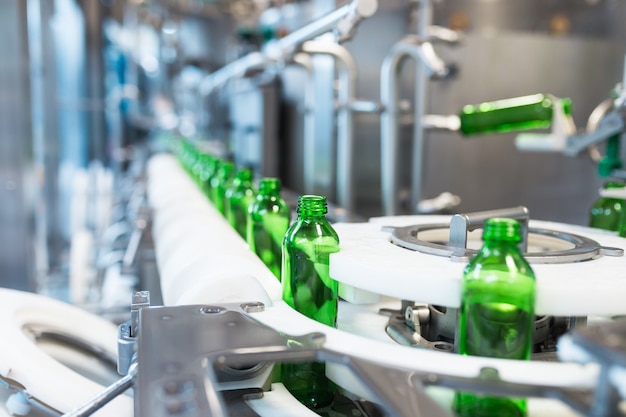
(297, 195), (328, 215)
(483, 218), (522, 242)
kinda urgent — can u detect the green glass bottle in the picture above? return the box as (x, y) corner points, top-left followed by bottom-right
(191, 150), (206, 186)
(281, 195), (340, 409)
(202, 157), (219, 198)
(247, 178), (291, 279)
(589, 181), (626, 232)
(225, 168), (258, 238)
(210, 161), (234, 215)
(207, 160), (222, 204)
(196, 154), (215, 196)
(454, 218), (535, 417)
(459, 93), (572, 136)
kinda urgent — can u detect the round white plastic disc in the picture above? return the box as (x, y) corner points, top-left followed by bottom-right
(0, 288), (132, 416)
(330, 215), (626, 316)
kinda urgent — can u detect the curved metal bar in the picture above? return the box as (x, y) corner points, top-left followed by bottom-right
(381, 36), (451, 216)
(301, 41), (357, 211)
(197, 0), (378, 98)
(383, 223), (623, 264)
(380, 0), (455, 215)
(275, 0), (377, 57)
(197, 52), (266, 97)
(380, 36), (421, 216)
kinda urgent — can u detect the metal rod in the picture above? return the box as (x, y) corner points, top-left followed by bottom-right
(380, 27), (449, 214)
(198, 52), (266, 97)
(301, 41), (357, 211)
(276, 0), (376, 56)
(121, 217), (147, 269)
(197, 0), (377, 98)
(62, 364), (136, 417)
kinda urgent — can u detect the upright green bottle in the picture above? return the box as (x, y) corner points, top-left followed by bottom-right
(589, 181), (626, 232)
(198, 154), (217, 197)
(454, 218), (535, 417)
(247, 178), (291, 279)
(207, 160), (222, 204)
(225, 168), (258, 238)
(281, 195), (340, 409)
(210, 161), (234, 215)
(459, 93), (572, 136)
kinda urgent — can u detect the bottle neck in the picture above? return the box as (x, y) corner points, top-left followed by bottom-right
(235, 169), (252, 182)
(259, 178), (281, 196)
(481, 239), (523, 254)
(297, 195), (328, 219)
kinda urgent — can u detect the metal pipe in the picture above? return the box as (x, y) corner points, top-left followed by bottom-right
(380, 38), (421, 216)
(275, 0), (377, 57)
(62, 364), (136, 417)
(291, 53), (316, 195)
(301, 41), (357, 211)
(197, 0), (377, 99)
(197, 52), (266, 97)
(380, 31), (449, 215)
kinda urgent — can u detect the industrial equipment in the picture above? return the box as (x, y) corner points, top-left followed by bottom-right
(3, 1), (626, 417)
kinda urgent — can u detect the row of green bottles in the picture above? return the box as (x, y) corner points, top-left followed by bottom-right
(459, 93), (572, 136)
(455, 218), (536, 417)
(170, 139), (292, 280)
(173, 139), (292, 278)
(281, 195), (340, 409)
(589, 181), (626, 232)
(171, 137), (222, 192)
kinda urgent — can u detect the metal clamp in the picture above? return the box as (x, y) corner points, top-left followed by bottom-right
(117, 291), (150, 376)
(449, 206), (529, 252)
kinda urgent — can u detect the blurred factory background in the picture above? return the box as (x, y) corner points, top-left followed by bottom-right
(2, 0), (626, 295)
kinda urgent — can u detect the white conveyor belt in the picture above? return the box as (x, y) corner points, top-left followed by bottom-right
(147, 153), (282, 306)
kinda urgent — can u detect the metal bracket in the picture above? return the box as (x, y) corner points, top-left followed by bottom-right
(133, 303), (611, 417)
(565, 111), (625, 157)
(118, 291), (150, 376)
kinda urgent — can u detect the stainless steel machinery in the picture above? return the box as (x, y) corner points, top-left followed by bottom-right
(2, 1), (626, 416)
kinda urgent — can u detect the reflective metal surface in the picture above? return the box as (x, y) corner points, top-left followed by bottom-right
(1, 1), (35, 291)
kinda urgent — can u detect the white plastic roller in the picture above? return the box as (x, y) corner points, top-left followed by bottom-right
(147, 153), (282, 306)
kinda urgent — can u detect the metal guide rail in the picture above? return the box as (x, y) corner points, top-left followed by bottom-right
(57, 296), (626, 417)
(383, 206), (624, 264)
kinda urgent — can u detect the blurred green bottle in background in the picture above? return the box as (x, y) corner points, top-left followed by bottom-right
(225, 168), (257, 238)
(247, 178), (290, 279)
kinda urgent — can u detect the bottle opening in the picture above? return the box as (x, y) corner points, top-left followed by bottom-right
(483, 218), (522, 243)
(297, 195), (328, 216)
